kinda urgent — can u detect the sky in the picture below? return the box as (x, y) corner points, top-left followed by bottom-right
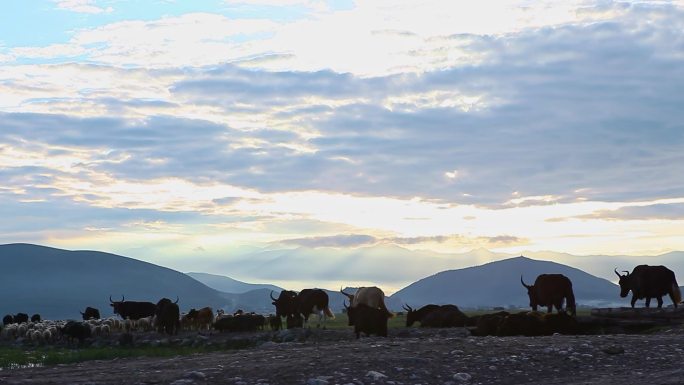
(1, 1), (684, 289)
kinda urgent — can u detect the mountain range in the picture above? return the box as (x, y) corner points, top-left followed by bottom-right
(186, 272), (283, 294)
(392, 256), (621, 308)
(1, 243), (679, 318)
(177, 245), (684, 295)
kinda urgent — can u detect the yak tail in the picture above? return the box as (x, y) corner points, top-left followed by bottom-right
(671, 282), (682, 305)
(324, 307), (335, 319)
(566, 289), (577, 316)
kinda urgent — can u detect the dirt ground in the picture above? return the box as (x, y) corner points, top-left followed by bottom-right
(2, 326), (684, 385)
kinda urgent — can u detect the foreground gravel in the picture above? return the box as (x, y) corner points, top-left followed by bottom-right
(2, 327), (684, 385)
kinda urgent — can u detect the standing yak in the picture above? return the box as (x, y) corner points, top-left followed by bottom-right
(155, 297), (180, 335)
(615, 265), (681, 308)
(521, 274), (576, 316)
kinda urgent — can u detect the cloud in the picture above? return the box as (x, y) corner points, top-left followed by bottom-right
(278, 234), (378, 248)
(53, 0), (113, 14)
(389, 234), (528, 248)
(1, 2), (684, 260)
(575, 203), (684, 221)
(279, 233), (528, 249)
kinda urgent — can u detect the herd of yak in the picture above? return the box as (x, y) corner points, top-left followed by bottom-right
(0, 264), (681, 344)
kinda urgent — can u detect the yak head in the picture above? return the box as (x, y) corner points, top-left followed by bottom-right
(109, 295), (125, 316)
(270, 290), (297, 318)
(155, 296), (179, 316)
(343, 300), (356, 326)
(402, 304), (417, 327)
(520, 276), (538, 311)
(615, 268), (632, 298)
(340, 287), (355, 304)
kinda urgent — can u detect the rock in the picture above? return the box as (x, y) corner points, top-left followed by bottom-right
(306, 378), (329, 385)
(451, 328), (471, 337)
(366, 370), (388, 380)
(259, 341), (278, 348)
(602, 346), (625, 355)
(453, 372), (472, 382)
(276, 329), (296, 342)
(170, 380), (194, 385)
(186, 371), (206, 380)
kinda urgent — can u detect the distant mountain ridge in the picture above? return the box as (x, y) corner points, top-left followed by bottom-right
(0, 243), (229, 319)
(187, 272), (283, 294)
(391, 256), (622, 308)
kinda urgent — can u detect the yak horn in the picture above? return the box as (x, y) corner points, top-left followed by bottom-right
(340, 288), (353, 300)
(614, 268), (621, 278)
(270, 291), (277, 301)
(174, 296), (179, 304)
(520, 276), (532, 289)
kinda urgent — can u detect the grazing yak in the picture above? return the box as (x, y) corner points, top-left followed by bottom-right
(60, 321), (91, 344)
(351, 303), (390, 338)
(403, 304), (469, 328)
(14, 313), (29, 324)
(521, 274), (576, 316)
(110, 295), (157, 320)
(340, 286), (393, 326)
(214, 313), (265, 332)
(81, 306), (101, 320)
(296, 288), (335, 327)
(270, 289), (334, 328)
(3, 314), (14, 325)
(615, 265), (681, 308)
(473, 311), (579, 336)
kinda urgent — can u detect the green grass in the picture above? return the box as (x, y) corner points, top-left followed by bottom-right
(0, 343), (253, 370)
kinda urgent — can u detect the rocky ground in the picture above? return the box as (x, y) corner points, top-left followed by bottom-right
(2, 326), (684, 385)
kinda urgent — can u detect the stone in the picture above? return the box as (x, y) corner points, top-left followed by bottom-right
(366, 370), (388, 380)
(453, 372), (472, 382)
(306, 378), (329, 385)
(186, 371), (206, 380)
(602, 346), (625, 355)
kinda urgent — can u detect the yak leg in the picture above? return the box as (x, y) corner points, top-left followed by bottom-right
(656, 296), (663, 308)
(547, 305), (553, 313)
(631, 295), (638, 308)
(645, 297), (652, 308)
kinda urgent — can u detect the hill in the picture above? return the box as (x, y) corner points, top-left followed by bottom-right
(391, 255), (621, 309)
(0, 244), (229, 320)
(186, 272), (283, 294)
